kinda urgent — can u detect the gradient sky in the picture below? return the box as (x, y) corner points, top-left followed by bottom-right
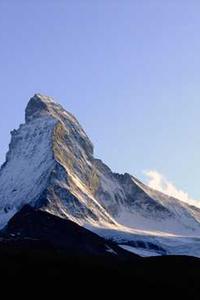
(1, 0), (200, 202)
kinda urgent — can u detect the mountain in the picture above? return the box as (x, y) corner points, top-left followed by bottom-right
(1, 93), (200, 257)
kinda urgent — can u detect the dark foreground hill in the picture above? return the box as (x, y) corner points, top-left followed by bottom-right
(0, 206), (199, 299)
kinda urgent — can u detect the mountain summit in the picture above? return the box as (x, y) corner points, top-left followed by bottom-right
(1, 94), (200, 257)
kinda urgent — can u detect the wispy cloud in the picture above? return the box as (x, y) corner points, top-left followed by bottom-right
(144, 170), (200, 208)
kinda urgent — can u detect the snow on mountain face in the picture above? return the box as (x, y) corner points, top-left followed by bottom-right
(1, 94), (200, 257)
(0, 115), (57, 228)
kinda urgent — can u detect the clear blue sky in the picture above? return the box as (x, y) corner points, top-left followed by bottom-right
(1, 0), (200, 200)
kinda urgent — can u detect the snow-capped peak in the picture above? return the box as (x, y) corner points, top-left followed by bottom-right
(25, 94), (55, 122)
(1, 94), (200, 258)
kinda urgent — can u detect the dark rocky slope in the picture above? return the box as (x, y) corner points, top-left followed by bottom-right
(0, 207), (200, 298)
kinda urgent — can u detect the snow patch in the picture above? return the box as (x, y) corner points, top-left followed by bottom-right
(119, 245), (160, 257)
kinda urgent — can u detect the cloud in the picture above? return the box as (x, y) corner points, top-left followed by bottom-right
(144, 170), (200, 208)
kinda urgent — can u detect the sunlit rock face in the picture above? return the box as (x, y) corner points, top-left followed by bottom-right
(1, 94), (200, 257)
